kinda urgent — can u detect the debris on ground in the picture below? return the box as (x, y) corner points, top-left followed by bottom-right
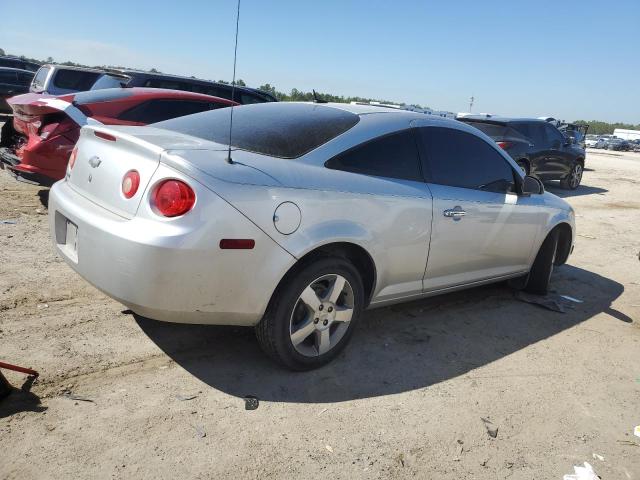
(194, 425), (206, 438)
(560, 295), (583, 303)
(0, 219), (17, 224)
(61, 393), (94, 403)
(175, 393), (199, 401)
(325, 445), (333, 453)
(244, 395), (259, 410)
(635, 425), (640, 438)
(562, 461), (599, 480)
(481, 417), (498, 438)
(591, 453), (604, 462)
(514, 291), (579, 313)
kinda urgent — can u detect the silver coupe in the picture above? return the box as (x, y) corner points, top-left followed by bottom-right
(48, 102), (575, 370)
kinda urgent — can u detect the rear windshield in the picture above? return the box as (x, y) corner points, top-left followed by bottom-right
(462, 121), (509, 138)
(53, 69), (101, 91)
(152, 103), (360, 158)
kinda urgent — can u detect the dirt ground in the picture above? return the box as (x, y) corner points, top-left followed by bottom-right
(1, 146), (639, 479)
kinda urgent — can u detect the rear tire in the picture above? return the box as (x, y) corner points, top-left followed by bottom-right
(560, 162), (583, 190)
(523, 230), (559, 295)
(256, 257), (364, 370)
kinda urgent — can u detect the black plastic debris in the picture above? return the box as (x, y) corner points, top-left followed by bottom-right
(481, 417), (499, 438)
(244, 395), (259, 410)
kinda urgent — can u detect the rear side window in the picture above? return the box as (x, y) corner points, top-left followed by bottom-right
(53, 70), (101, 91)
(326, 130), (422, 181)
(513, 122), (546, 145)
(419, 127), (515, 193)
(152, 103), (360, 158)
(31, 67), (50, 90)
(463, 121), (509, 138)
(119, 99), (220, 123)
(544, 124), (565, 144)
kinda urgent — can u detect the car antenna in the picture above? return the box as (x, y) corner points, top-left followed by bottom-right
(226, 0), (241, 164)
(313, 89), (327, 103)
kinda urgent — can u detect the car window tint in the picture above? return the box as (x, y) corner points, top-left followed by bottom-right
(513, 122), (546, 145)
(0, 71), (17, 83)
(17, 72), (34, 84)
(53, 70), (101, 91)
(419, 127), (515, 193)
(31, 67), (49, 90)
(325, 130), (422, 181)
(544, 124), (564, 143)
(462, 121), (509, 138)
(119, 99), (215, 123)
(152, 103), (360, 158)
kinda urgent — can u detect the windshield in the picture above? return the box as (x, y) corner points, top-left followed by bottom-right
(152, 103), (360, 158)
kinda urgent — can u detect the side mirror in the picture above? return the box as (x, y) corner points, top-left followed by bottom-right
(521, 175), (544, 196)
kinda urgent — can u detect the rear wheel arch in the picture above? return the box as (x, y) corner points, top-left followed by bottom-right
(269, 242), (377, 310)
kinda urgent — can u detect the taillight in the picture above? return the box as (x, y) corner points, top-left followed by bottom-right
(153, 180), (196, 217)
(496, 141), (512, 150)
(68, 146), (78, 170)
(122, 170), (141, 199)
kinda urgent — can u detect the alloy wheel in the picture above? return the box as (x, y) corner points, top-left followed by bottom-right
(569, 164), (583, 189)
(289, 274), (354, 357)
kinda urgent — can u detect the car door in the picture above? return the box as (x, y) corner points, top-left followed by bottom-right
(544, 123), (573, 177)
(416, 125), (541, 291)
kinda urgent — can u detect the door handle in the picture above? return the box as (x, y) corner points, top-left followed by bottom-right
(443, 207), (466, 219)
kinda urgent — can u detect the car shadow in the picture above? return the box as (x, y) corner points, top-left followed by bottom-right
(544, 182), (608, 198)
(135, 265), (626, 403)
(37, 189), (49, 209)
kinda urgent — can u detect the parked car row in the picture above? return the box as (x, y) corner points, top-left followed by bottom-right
(0, 56), (279, 183)
(585, 134), (639, 151)
(0, 88), (236, 183)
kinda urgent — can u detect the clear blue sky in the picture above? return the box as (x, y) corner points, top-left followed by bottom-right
(1, 0), (638, 123)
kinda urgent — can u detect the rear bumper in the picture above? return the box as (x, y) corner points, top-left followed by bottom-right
(48, 178), (296, 326)
(0, 147), (55, 185)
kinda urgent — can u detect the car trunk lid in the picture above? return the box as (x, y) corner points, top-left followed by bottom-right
(67, 126), (168, 218)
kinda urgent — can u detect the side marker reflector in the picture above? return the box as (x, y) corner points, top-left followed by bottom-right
(219, 239), (255, 250)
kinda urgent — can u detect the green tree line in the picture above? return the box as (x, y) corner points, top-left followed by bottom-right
(574, 120), (640, 135)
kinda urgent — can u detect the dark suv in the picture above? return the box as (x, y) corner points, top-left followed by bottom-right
(0, 56), (41, 72)
(0, 67), (34, 113)
(459, 117), (586, 190)
(117, 70), (277, 104)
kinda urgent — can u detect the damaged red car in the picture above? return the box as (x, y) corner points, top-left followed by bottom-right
(0, 88), (237, 184)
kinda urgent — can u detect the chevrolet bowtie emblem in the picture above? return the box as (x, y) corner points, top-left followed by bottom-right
(88, 156), (102, 168)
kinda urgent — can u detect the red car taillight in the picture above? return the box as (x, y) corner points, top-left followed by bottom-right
(68, 146), (78, 170)
(496, 141), (512, 150)
(152, 180), (196, 217)
(122, 170), (141, 199)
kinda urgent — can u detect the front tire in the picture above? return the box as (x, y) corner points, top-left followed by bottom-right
(523, 230), (559, 295)
(256, 257), (364, 370)
(560, 162), (583, 190)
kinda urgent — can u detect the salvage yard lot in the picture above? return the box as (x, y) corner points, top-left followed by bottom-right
(1, 148), (639, 479)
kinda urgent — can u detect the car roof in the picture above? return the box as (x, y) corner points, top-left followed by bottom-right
(40, 64), (108, 73)
(0, 66), (35, 74)
(114, 69), (273, 96)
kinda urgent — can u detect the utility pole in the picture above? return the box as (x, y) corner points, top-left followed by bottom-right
(469, 95), (474, 112)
